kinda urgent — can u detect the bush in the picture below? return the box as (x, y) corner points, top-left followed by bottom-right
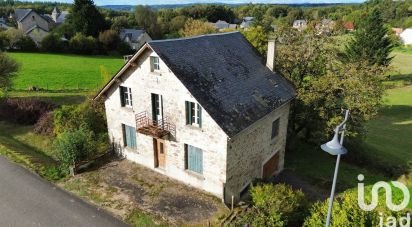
(99, 29), (120, 51)
(53, 97), (107, 136)
(15, 36), (37, 52)
(69, 33), (99, 55)
(54, 127), (96, 170)
(303, 188), (410, 226)
(0, 98), (56, 125)
(235, 183), (307, 227)
(33, 112), (54, 135)
(41, 34), (68, 53)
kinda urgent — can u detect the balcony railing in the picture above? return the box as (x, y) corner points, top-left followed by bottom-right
(135, 111), (176, 139)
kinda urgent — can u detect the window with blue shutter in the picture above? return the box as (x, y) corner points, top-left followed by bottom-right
(122, 124), (137, 149)
(185, 144), (203, 174)
(185, 101), (202, 128)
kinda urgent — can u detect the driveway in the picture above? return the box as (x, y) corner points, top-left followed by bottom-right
(0, 156), (127, 227)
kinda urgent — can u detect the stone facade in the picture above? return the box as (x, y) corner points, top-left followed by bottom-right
(18, 11), (50, 33)
(104, 48), (228, 198)
(225, 103), (290, 201)
(103, 43), (292, 203)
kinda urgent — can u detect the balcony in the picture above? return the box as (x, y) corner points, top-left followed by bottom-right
(135, 111), (176, 140)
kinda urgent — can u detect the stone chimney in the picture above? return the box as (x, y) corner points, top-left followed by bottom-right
(266, 38), (276, 72)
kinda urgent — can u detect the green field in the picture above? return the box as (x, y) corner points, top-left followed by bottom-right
(9, 52), (124, 91)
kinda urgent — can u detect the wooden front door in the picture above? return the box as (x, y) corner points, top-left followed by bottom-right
(154, 139), (165, 168)
(262, 152), (280, 178)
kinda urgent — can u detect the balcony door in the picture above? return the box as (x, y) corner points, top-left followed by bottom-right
(151, 93), (163, 123)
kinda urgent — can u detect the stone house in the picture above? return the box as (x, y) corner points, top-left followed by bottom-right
(12, 9), (51, 45)
(293, 20), (308, 31)
(94, 32), (296, 203)
(240, 16), (254, 30)
(119, 29), (152, 51)
(209, 20), (238, 31)
(400, 28), (412, 45)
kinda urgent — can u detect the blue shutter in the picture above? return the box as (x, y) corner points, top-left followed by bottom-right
(198, 104), (202, 128)
(124, 125), (137, 149)
(187, 145), (203, 174)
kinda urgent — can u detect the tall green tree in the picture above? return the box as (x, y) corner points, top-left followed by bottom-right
(343, 8), (394, 66)
(0, 52), (19, 97)
(67, 0), (107, 37)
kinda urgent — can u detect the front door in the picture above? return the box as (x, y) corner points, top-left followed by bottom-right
(262, 152), (280, 178)
(151, 93), (163, 123)
(154, 138), (165, 168)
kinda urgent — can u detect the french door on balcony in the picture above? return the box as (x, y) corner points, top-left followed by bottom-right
(151, 93), (163, 123)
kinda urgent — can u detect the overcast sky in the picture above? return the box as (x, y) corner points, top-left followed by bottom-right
(28, 0), (364, 6)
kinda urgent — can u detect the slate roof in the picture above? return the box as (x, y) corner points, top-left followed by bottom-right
(149, 32), (295, 137)
(120, 29), (145, 43)
(14, 9), (32, 21)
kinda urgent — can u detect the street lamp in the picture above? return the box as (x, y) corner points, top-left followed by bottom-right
(321, 110), (350, 227)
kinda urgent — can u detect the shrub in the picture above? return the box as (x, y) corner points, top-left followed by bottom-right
(53, 97), (107, 136)
(15, 36), (37, 52)
(235, 183), (307, 227)
(33, 112), (54, 135)
(41, 33), (68, 53)
(54, 127), (96, 170)
(98, 29), (120, 51)
(0, 31), (9, 51)
(0, 98), (56, 125)
(69, 33), (99, 55)
(303, 188), (410, 226)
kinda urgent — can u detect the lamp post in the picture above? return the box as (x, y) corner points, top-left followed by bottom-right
(321, 110), (350, 227)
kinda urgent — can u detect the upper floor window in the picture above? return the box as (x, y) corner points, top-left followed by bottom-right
(120, 86), (132, 107)
(271, 118), (280, 139)
(185, 101), (202, 127)
(185, 144), (203, 174)
(150, 56), (160, 72)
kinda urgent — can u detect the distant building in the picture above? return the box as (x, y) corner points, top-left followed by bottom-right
(0, 17), (8, 30)
(343, 21), (355, 32)
(315, 19), (335, 34)
(11, 7), (69, 45)
(400, 28), (412, 45)
(120, 29), (152, 51)
(240, 17), (254, 30)
(50, 7), (69, 25)
(392, 28), (403, 37)
(209, 20), (238, 31)
(293, 20), (307, 31)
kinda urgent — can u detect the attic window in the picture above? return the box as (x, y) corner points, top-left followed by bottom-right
(32, 15), (35, 21)
(150, 56), (160, 72)
(185, 101), (202, 128)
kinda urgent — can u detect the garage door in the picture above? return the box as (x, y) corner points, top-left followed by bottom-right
(262, 152), (280, 178)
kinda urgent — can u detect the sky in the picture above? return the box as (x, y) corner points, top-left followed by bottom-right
(27, 0), (365, 6)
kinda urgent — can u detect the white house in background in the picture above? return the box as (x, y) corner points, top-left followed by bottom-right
(120, 29), (152, 51)
(240, 16), (254, 29)
(209, 20), (238, 31)
(293, 20), (308, 31)
(94, 32), (296, 203)
(50, 7), (69, 25)
(400, 28), (412, 45)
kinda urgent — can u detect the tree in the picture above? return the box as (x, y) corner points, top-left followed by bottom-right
(275, 28), (386, 142)
(67, 0), (107, 37)
(0, 52), (19, 97)
(0, 31), (9, 51)
(4, 28), (24, 49)
(69, 33), (99, 55)
(342, 8), (394, 66)
(242, 26), (269, 56)
(179, 18), (216, 37)
(98, 29), (120, 51)
(133, 6), (162, 39)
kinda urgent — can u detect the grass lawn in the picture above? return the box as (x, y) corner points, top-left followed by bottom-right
(0, 121), (60, 181)
(8, 52), (123, 91)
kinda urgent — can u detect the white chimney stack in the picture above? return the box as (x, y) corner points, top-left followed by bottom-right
(266, 38), (276, 72)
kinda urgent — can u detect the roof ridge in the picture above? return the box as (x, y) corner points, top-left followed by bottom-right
(149, 31), (240, 43)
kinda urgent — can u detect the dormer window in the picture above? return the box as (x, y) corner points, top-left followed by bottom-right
(150, 56), (160, 72)
(120, 86), (133, 108)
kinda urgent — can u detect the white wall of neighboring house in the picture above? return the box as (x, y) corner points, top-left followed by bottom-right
(400, 28), (412, 45)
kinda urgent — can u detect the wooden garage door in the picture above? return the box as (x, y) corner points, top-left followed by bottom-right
(262, 152), (280, 178)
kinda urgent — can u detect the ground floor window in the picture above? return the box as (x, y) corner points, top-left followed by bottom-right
(122, 124), (137, 149)
(185, 144), (203, 174)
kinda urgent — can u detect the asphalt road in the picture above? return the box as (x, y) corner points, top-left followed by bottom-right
(0, 156), (128, 227)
